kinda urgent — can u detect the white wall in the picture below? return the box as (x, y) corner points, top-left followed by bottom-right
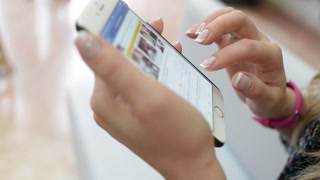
(268, 0), (320, 36)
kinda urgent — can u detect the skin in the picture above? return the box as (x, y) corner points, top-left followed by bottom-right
(186, 8), (296, 139)
(75, 18), (225, 180)
(75, 8), (297, 179)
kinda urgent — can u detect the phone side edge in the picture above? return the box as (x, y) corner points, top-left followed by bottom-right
(212, 86), (226, 147)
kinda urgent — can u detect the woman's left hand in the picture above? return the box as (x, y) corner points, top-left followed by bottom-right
(75, 18), (225, 180)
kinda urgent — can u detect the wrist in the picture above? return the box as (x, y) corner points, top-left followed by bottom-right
(277, 85), (297, 118)
(253, 81), (304, 129)
(161, 155), (226, 180)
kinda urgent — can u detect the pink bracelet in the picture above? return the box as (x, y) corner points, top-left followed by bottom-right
(253, 81), (304, 129)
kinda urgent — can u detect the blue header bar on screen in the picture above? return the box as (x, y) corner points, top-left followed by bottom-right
(101, 1), (128, 43)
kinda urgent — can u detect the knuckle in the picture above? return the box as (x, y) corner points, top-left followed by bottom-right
(233, 10), (247, 23)
(266, 42), (284, 66)
(93, 113), (104, 128)
(90, 95), (106, 120)
(242, 39), (258, 53)
(234, 10), (246, 17)
(91, 98), (108, 128)
(269, 42), (282, 56)
(252, 86), (264, 98)
(225, 7), (235, 12)
(214, 15), (226, 26)
(140, 91), (172, 117)
(90, 94), (99, 112)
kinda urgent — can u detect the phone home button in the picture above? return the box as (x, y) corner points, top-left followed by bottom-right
(214, 106), (224, 118)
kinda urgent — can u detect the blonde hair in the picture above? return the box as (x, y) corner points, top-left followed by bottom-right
(291, 73), (320, 180)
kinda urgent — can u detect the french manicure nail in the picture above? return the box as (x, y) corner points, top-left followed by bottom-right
(75, 31), (103, 61)
(200, 57), (216, 68)
(173, 40), (180, 46)
(186, 24), (197, 35)
(195, 22), (207, 35)
(195, 29), (209, 43)
(185, 28), (193, 35)
(155, 17), (163, 22)
(234, 73), (252, 91)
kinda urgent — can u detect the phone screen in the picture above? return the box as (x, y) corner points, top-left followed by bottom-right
(100, 1), (214, 128)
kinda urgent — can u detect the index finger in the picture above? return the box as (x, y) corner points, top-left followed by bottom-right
(204, 39), (283, 72)
(197, 10), (268, 45)
(186, 7), (235, 38)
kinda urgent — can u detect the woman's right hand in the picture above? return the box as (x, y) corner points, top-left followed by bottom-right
(186, 7), (296, 119)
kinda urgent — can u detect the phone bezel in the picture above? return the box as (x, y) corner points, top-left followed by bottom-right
(76, 0), (226, 147)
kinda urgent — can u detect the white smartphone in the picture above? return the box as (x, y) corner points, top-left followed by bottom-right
(76, 0), (226, 147)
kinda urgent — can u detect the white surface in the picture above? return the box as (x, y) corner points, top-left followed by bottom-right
(178, 0), (318, 179)
(268, 0), (320, 35)
(68, 70), (252, 179)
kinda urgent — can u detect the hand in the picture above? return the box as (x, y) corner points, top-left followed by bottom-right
(75, 18), (225, 180)
(186, 8), (296, 119)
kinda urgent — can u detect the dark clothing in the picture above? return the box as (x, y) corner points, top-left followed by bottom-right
(279, 118), (320, 179)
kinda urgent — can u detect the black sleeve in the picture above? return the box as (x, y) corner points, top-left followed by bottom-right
(278, 119), (320, 179)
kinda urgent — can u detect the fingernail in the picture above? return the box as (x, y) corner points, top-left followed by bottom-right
(75, 31), (103, 61)
(195, 22), (207, 35)
(156, 17), (163, 22)
(195, 29), (209, 43)
(200, 57), (216, 68)
(173, 40), (180, 46)
(185, 28), (193, 35)
(234, 73), (252, 91)
(186, 24), (197, 35)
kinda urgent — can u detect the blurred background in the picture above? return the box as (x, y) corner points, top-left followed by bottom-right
(0, 0), (319, 179)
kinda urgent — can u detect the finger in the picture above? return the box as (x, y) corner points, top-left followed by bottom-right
(93, 95), (137, 146)
(148, 17), (164, 34)
(186, 7), (235, 38)
(91, 77), (116, 127)
(91, 76), (138, 141)
(200, 39), (283, 73)
(215, 34), (239, 49)
(231, 72), (287, 117)
(185, 23), (200, 39)
(173, 41), (182, 53)
(75, 32), (164, 115)
(195, 10), (268, 45)
(91, 76), (119, 119)
(92, 77), (132, 120)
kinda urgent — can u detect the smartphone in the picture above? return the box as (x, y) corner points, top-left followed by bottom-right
(76, 0), (226, 147)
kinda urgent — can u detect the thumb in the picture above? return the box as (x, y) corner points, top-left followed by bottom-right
(231, 72), (283, 116)
(75, 31), (160, 114)
(232, 72), (253, 92)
